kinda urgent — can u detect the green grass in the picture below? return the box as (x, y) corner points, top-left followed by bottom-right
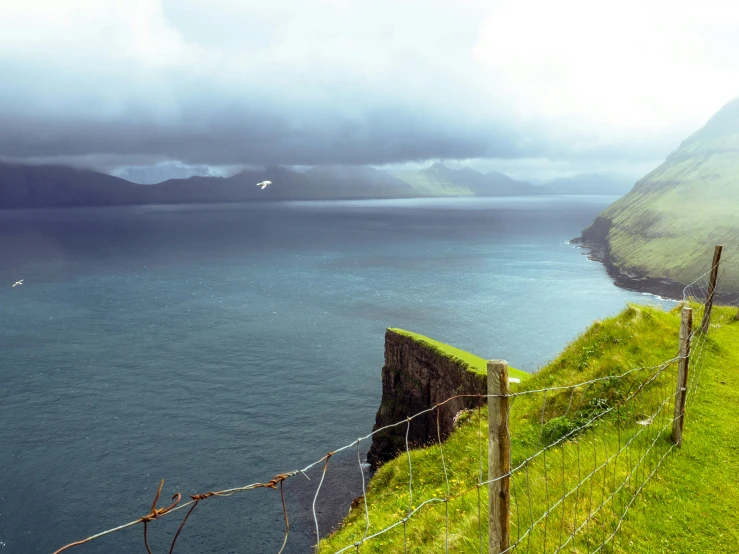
(614, 306), (739, 552)
(389, 328), (528, 381)
(320, 304), (739, 553)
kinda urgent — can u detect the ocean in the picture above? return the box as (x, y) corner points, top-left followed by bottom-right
(0, 197), (672, 553)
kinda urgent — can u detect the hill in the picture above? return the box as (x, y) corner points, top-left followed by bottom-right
(301, 166), (416, 199)
(319, 304), (739, 552)
(0, 162), (146, 208)
(578, 98), (739, 297)
(388, 163), (539, 196)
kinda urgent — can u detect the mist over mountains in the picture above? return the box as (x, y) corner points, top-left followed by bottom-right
(112, 162), (226, 185)
(0, 161), (631, 209)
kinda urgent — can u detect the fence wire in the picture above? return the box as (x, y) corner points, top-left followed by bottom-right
(53, 260), (725, 554)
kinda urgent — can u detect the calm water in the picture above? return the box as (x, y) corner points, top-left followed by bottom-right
(0, 197), (672, 553)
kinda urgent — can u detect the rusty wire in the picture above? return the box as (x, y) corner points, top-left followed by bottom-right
(52, 470), (300, 554)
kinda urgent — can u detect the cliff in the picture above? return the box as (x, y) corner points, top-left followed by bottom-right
(578, 97), (739, 299)
(366, 328), (527, 469)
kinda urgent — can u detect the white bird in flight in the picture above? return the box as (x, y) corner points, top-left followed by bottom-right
(256, 180), (272, 190)
(12, 279), (23, 287)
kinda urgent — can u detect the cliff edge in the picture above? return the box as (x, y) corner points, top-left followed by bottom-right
(366, 328), (526, 469)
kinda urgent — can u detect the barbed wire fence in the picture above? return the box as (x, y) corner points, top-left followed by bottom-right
(52, 246), (729, 554)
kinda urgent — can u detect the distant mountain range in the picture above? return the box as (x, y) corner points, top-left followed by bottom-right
(0, 161), (631, 209)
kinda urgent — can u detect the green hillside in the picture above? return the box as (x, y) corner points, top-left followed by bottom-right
(320, 304), (739, 552)
(581, 98), (739, 296)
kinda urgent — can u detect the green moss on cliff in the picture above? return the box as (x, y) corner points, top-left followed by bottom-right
(387, 328), (528, 381)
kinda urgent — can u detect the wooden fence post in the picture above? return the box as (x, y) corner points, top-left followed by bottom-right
(672, 307), (693, 446)
(700, 245), (722, 334)
(488, 360), (510, 554)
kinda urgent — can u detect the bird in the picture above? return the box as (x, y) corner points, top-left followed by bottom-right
(12, 279), (23, 287)
(256, 180), (272, 190)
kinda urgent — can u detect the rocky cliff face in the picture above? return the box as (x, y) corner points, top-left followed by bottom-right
(366, 329), (487, 470)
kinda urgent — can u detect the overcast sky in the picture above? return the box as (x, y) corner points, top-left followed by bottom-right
(1, 0), (738, 179)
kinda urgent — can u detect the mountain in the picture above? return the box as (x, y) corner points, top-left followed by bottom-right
(151, 165), (417, 202)
(0, 161), (628, 210)
(301, 166), (416, 198)
(388, 163), (539, 196)
(541, 173), (633, 196)
(578, 98), (739, 297)
(0, 162), (146, 208)
(0, 164), (417, 208)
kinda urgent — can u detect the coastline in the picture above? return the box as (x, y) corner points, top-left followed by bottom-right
(570, 237), (739, 305)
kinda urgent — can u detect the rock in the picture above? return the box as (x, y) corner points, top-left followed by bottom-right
(366, 329), (486, 470)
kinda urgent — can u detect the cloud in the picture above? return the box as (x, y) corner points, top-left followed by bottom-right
(0, 0), (737, 172)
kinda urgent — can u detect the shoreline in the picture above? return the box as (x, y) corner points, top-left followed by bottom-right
(570, 237), (739, 305)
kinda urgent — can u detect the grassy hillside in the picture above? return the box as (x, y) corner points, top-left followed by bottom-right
(581, 98), (739, 295)
(320, 304), (739, 553)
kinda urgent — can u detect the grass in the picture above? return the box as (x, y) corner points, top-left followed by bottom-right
(388, 328), (529, 381)
(614, 306), (739, 552)
(320, 304), (739, 553)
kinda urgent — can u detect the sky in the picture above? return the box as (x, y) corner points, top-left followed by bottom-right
(1, 0), (738, 181)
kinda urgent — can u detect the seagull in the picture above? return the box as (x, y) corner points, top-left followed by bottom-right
(12, 279), (23, 287)
(256, 180), (272, 190)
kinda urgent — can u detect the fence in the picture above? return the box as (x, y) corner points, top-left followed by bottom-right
(53, 246), (727, 554)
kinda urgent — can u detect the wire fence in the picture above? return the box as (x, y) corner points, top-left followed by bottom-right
(53, 248), (728, 554)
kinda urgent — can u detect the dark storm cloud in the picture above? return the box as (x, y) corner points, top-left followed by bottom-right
(1, 0), (730, 172)
(0, 94), (527, 167)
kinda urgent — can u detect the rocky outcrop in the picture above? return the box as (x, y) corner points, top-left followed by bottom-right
(366, 329), (487, 470)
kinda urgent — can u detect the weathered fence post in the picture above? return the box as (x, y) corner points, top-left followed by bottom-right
(672, 307), (693, 446)
(488, 360), (510, 554)
(700, 245), (723, 334)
